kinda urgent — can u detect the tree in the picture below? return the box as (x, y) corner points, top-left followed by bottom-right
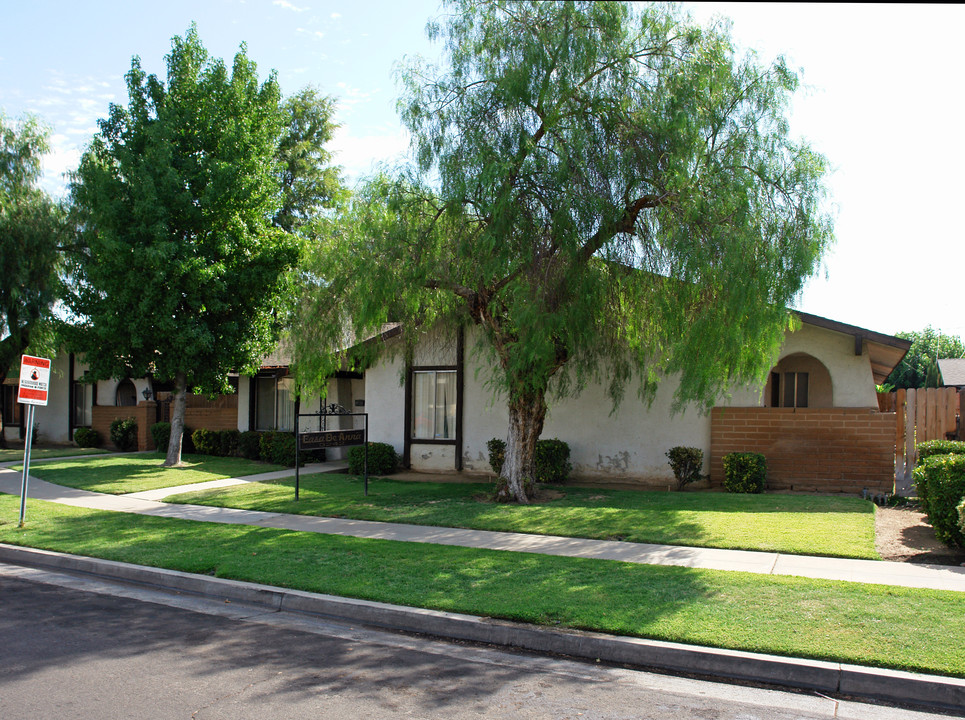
(274, 86), (346, 234)
(294, 1), (832, 502)
(0, 113), (67, 448)
(886, 327), (965, 389)
(67, 26), (301, 466)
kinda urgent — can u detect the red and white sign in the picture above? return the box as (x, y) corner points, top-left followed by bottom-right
(17, 355), (51, 406)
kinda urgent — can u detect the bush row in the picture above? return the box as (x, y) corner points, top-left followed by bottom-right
(486, 438), (572, 484)
(914, 441), (965, 548)
(347, 442), (399, 475)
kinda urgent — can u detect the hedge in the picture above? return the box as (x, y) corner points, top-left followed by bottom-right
(73, 427), (101, 448)
(722, 452), (767, 493)
(109, 418), (138, 452)
(487, 437), (572, 483)
(912, 453), (965, 547)
(348, 442), (398, 475)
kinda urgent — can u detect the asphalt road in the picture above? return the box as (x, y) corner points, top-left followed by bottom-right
(0, 564), (951, 720)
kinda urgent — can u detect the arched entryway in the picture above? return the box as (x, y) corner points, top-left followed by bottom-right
(115, 379), (138, 407)
(764, 352), (833, 408)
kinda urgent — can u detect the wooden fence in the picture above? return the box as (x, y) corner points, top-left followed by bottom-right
(893, 387), (964, 484)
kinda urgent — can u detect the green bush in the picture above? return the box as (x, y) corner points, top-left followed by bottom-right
(109, 417), (138, 452)
(533, 438), (572, 483)
(217, 429), (240, 458)
(486, 437), (572, 483)
(958, 497), (965, 539)
(191, 428), (220, 456)
(487, 438), (506, 476)
(722, 452), (767, 493)
(917, 440), (965, 460)
(239, 431), (263, 461)
(666, 446), (704, 491)
(259, 431), (297, 466)
(348, 442), (398, 475)
(150, 422), (171, 453)
(913, 453), (965, 547)
(73, 426), (101, 448)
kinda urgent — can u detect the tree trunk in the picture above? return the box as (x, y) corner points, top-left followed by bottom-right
(163, 371), (188, 467)
(496, 389), (548, 503)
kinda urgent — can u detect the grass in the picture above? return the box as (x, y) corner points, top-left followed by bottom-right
(165, 473), (879, 559)
(19, 453), (285, 494)
(0, 446), (108, 463)
(1, 494), (962, 678)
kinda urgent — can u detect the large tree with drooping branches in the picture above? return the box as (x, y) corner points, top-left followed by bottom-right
(294, 1), (833, 502)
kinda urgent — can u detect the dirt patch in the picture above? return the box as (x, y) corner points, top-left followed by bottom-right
(876, 505), (965, 565)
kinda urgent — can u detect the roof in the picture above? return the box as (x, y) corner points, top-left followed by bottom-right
(938, 358), (965, 387)
(795, 311), (912, 385)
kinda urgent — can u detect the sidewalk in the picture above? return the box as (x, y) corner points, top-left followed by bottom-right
(2, 464), (964, 592)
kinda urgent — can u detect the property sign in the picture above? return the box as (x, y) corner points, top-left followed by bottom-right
(299, 429), (365, 450)
(17, 355), (51, 407)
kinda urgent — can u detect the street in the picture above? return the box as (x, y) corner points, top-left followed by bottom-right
(0, 563), (952, 720)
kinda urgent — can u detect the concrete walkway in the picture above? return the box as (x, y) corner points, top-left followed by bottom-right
(2, 463), (965, 592)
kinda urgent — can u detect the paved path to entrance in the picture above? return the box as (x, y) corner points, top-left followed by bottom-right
(2, 463), (964, 592)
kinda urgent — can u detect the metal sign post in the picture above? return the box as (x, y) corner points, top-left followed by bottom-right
(295, 404), (369, 499)
(17, 354), (51, 527)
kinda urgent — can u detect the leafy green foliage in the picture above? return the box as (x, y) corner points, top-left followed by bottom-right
(259, 431), (297, 466)
(295, 1), (832, 502)
(487, 438), (507, 476)
(109, 418), (138, 452)
(722, 452), (767, 493)
(151, 422), (171, 453)
(0, 113), (68, 445)
(488, 437), (572, 483)
(73, 427), (101, 448)
(67, 26), (302, 465)
(347, 442), (399, 475)
(913, 454), (965, 547)
(886, 327), (965, 389)
(239, 431), (263, 461)
(666, 446), (705, 491)
(917, 440), (965, 460)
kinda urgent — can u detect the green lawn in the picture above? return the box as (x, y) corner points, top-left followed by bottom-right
(0, 446), (109, 463)
(20, 453), (285, 494)
(1, 494), (961, 678)
(166, 473), (879, 559)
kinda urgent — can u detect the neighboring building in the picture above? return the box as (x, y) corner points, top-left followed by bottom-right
(8, 311), (910, 495)
(938, 358), (965, 389)
(360, 311), (909, 494)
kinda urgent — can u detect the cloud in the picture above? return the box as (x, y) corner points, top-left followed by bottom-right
(273, 0), (308, 11)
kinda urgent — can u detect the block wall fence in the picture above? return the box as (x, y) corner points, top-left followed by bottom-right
(709, 407), (896, 495)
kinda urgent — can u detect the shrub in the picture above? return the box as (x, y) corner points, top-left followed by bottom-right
(722, 452), (766, 493)
(913, 453), (965, 547)
(150, 422), (171, 453)
(191, 428), (220, 456)
(239, 431), (263, 460)
(73, 427), (101, 448)
(486, 437), (572, 483)
(109, 417), (138, 452)
(666, 446), (704, 491)
(259, 431), (297, 466)
(533, 438), (572, 483)
(958, 497), (965, 539)
(917, 440), (965, 460)
(217, 429), (240, 458)
(348, 442), (398, 475)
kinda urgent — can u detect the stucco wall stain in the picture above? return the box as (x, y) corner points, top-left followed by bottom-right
(593, 451), (632, 474)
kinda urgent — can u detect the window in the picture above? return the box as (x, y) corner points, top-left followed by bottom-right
(73, 382), (93, 427)
(252, 374), (295, 431)
(782, 372), (809, 408)
(411, 370), (456, 440)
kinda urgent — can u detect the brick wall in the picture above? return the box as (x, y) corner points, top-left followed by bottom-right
(92, 402), (237, 450)
(710, 407), (896, 495)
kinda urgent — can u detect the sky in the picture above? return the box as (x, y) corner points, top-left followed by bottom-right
(2, 1), (962, 341)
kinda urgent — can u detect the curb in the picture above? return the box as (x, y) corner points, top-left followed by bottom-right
(1, 542), (963, 713)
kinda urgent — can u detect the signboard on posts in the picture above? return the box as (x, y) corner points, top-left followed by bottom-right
(17, 354), (51, 406)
